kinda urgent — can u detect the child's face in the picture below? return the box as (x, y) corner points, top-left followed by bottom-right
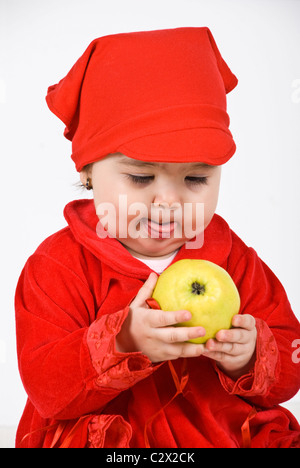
(85, 153), (221, 259)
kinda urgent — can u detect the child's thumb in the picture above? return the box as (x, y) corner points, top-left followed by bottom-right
(134, 272), (158, 306)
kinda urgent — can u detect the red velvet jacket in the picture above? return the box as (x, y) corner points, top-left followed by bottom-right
(15, 199), (300, 448)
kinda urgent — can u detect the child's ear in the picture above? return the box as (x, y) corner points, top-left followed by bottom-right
(80, 163), (93, 185)
(79, 171), (87, 186)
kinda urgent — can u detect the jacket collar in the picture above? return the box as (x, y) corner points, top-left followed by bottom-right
(64, 199), (232, 278)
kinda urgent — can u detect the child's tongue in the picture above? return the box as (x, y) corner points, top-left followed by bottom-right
(147, 219), (176, 236)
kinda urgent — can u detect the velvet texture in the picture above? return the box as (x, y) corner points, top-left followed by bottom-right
(15, 200), (300, 448)
(46, 27), (238, 171)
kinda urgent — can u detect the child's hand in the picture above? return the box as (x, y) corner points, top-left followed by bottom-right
(203, 314), (257, 380)
(116, 272), (206, 363)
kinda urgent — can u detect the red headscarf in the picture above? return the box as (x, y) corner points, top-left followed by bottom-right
(46, 27), (238, 172)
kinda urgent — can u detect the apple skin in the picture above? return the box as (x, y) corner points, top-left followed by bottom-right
(152, 259), (240, 344)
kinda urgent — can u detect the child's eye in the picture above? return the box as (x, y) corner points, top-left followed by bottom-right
(127, 174), (154, 185)
(185, 176), (208, 186)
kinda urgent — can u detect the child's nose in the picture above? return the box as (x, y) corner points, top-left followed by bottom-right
(152, 183), (181, 208)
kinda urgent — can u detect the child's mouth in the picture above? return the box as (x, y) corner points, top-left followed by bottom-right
(141, 218), (177, 238)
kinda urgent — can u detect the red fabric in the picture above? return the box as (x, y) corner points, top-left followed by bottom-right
(15, 200), (300, 448)
(45, 27), (238, 172)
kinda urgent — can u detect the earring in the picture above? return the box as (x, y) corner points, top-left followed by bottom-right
(85, 177), (93, 190)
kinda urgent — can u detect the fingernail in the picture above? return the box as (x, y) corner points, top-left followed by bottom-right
(232, 316), (240, 327)
(184, 311), (192, 321)
(207, 339), (215, 349)
(217, 330), (228, 341)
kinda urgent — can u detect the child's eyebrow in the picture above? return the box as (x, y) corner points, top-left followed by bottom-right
(188, 163), (216, 170)
(117, 157), (156, 168)
(117, 157), (215, 170)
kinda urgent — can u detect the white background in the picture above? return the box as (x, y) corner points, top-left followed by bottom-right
(0, 0), (299, 439)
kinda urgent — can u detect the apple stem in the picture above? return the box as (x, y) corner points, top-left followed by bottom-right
(191, 282), (206, 295)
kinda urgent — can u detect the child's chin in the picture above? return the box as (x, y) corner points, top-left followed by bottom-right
(120, 236), (186, 258)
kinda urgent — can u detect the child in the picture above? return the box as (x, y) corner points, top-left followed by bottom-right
(15, 27), (300, 448)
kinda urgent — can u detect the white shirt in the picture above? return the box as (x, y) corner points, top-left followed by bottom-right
(133, 250), (178, 274)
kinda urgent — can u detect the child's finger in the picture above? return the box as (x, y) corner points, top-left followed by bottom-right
(155, 325), (206, 344)
(165, 342), (205, 360)
(215, 328), (247, 344)
(148, 309), (192, 328)
(215, 316), (256, 344)
(232, 314), (256, 330)
(205, 338), (240, 356)
(201, 349), (228, 362)
(132, 272), (158, 306)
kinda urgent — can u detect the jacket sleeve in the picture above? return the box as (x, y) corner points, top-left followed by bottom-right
(15, 253), (154, 420)
(215, 242), (300, 407)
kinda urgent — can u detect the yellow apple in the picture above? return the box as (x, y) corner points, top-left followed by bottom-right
(152, 259), (240, 344)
